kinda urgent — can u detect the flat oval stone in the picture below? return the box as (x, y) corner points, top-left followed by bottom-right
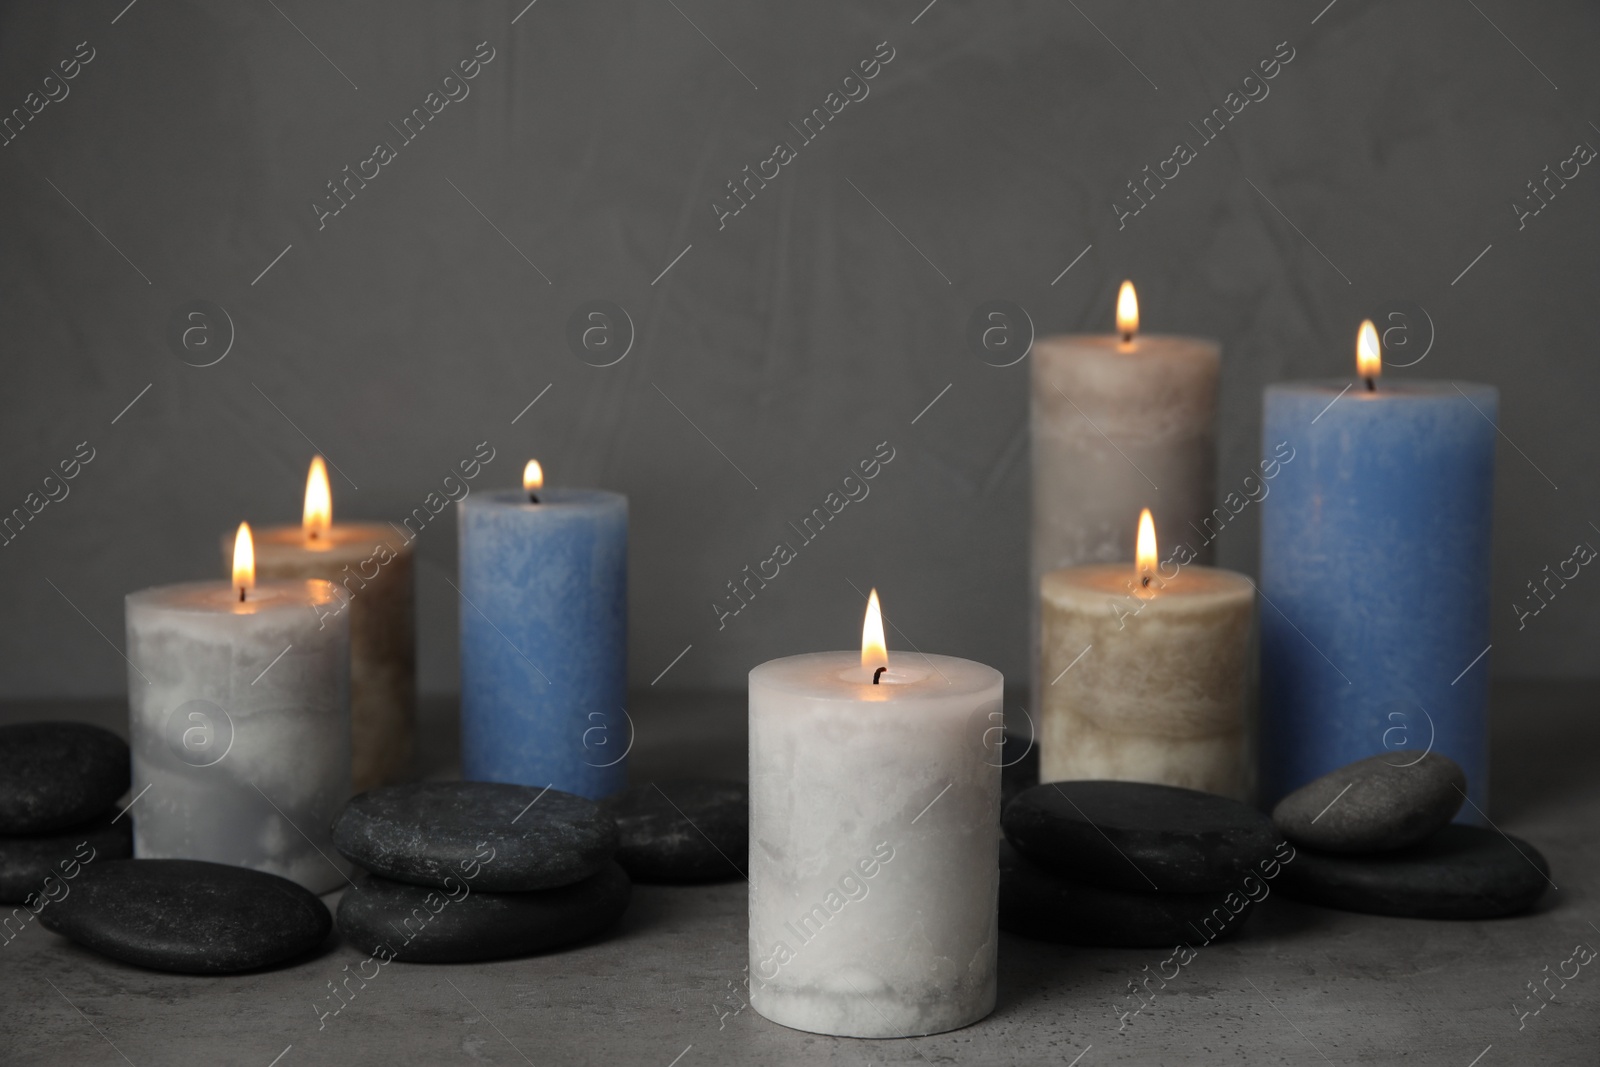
(606, 780), (746, 883)
(0, 814), (132, 904)
(37, 859), (331, 973)
(1003, 780), (1282, 893)
(1000, 842), (1255, 947)
(1272, 750), (1466, 853)
(336, 863), (632, 963)
(1278, 824), (1550, 919)
(333, 782), (618, 892)
(0, 722), (130, 834)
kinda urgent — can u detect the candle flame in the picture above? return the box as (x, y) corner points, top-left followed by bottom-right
(523, 459), (544, 492)
(303, 456), (331, 540)
(1357, 319), (1382, 381)
(861, 588), (889, 671)
(1116, 280), (1139, 346)
(233, 522), (255, 600)
(1136, 508), (1158, 583)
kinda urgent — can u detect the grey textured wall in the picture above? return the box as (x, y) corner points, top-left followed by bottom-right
(2, 0), (1596, 699)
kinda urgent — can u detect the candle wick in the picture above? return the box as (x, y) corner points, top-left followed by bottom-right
(1364, 376), (1376, 393)
(1141, 574), (1151, 588)
(238, 587), (247, 603)
(872, 667), (886, 685)
(528, 492), (540, 504)
(1120, 331), (1134, 346)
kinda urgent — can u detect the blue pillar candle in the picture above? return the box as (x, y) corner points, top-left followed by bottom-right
(458, 474), (628, 798)
(1259, 339), (1496, 814)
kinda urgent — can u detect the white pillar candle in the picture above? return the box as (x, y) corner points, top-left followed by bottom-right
(1030, 283), (1220, 703)
(128, 524), (352, 893)
(748, 591), (1003, 1038)
(1040, 510), (1254, 799)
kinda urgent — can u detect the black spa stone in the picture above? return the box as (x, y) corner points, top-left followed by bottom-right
(1272, 750), (1466, 853)
(336, 863), (632, 963)
(0, 722), (130, 834)
(606, 780), (747, 883)
(0, 813), (132, 904)
(1003, 780), (1282, 893)
(333, 782), (618, 892)
(1278, 824), (1551, 919)
(999, 842), (1256, 947)
(36, 859), (331, 974)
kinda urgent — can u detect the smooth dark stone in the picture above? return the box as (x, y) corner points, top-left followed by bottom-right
(0, 722), (129, 834)
(336, 864), (632, 963)
(1278, 824), (1551, 919)
(1000, 841), (1255, 947)
(1272, 750), (1466, 853)
(1000, 733), (1040, 810)
(0, 814), (133, 904)
(605, 780), (746, 883)
(1003, 780), (1283, 893)
(37, 859), (330, 974)
(333, 782), (618, 892)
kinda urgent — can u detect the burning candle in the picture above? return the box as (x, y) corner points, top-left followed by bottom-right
(747, 591), (1003, 1037)
(1260, 322), (1497, 811)
(1030, 282), (1221, 705)
(129, 523), (352, 893)
(225, 456), (415, 791)
(1039, 509), (1255, 799)
(457, 461), (628, 799)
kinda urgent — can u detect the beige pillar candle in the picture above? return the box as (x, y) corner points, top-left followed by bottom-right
(222, 457), (415, 791)
(1030, 283), (1220, 703)
(1039, 510), (1254, 800)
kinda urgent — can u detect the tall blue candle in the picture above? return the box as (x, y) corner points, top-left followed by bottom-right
(458, 476), (628, 799)
(1259, 342), (1497, 815)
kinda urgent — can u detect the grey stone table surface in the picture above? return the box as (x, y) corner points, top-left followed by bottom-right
(2, 682), (1597, 1066)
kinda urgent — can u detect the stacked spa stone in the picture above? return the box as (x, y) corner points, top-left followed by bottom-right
(0, 723), (133, 905)
(3, 723), (333, 973)
(333, 782), (631, 962)
(1000, 780), (1287, 947)
(1273, 751), (1550, 919)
